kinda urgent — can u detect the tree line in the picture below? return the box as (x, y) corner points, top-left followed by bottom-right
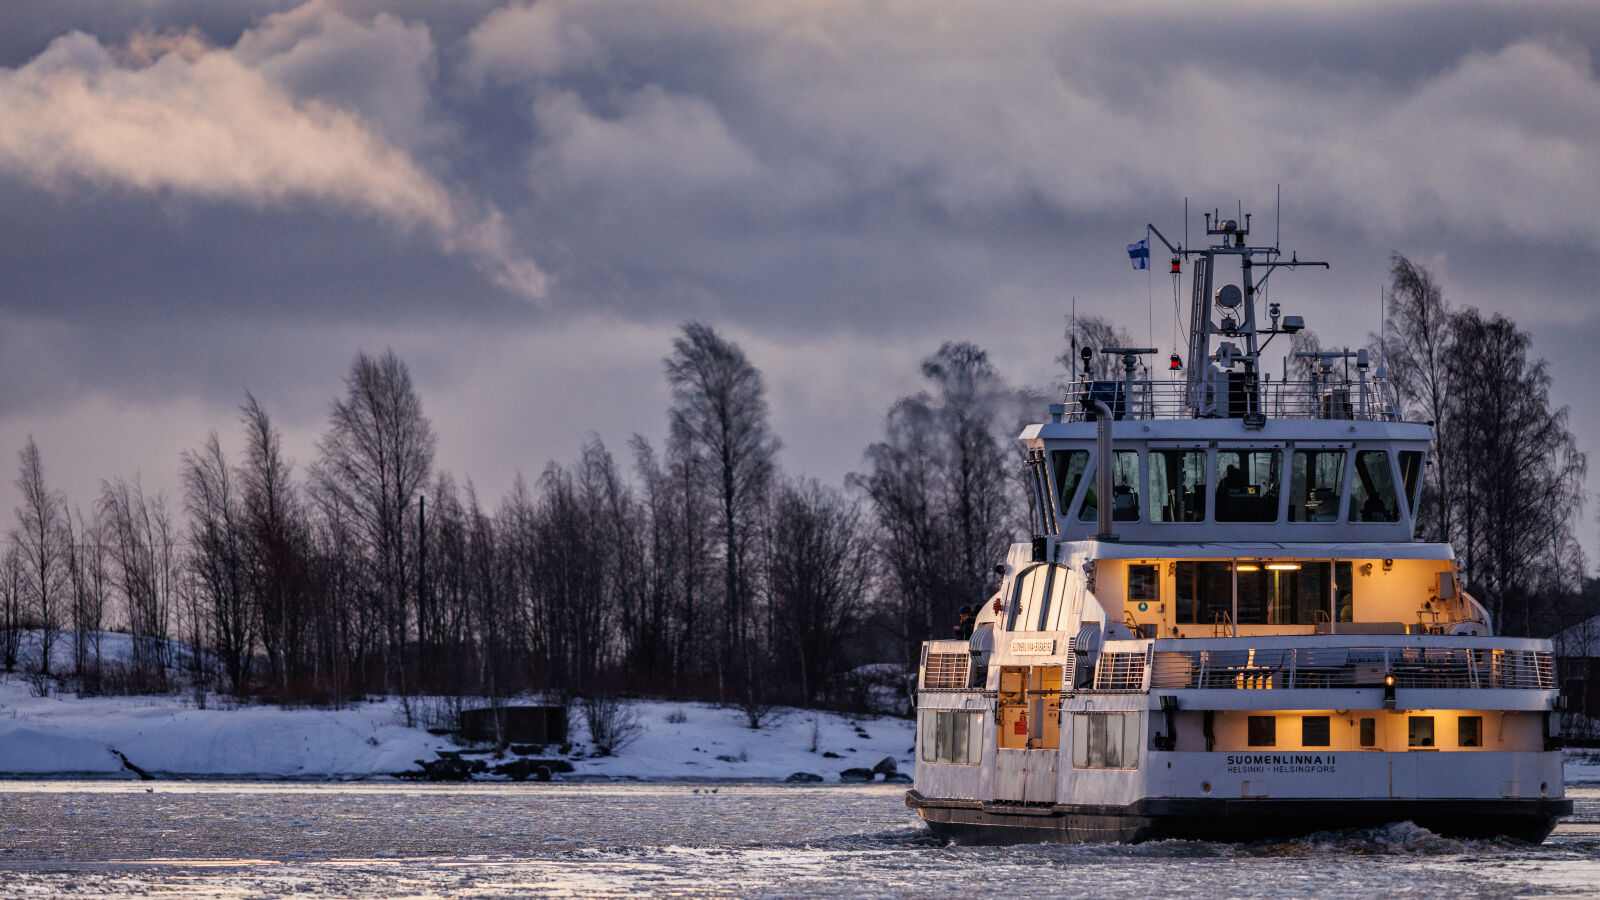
(1, 257), (1589, 711)
(0, 329), (1030, 713)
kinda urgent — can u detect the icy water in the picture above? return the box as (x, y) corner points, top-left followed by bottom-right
(1, 782), (1598, 899)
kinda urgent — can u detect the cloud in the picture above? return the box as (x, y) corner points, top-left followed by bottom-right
(0, 24), (547, 300)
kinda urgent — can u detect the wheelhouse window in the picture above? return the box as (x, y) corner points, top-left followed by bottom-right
(1149, 449), (1207, 522)
(1288, 449), (1345, 522)
(1051, 450), (1089, 523)
(1247, 715), (1276, 747)
(1079, 450), (1140, 522)
(1216, 449), (1280, 522)
(1350, 450), (1401, 522)
(1398, 450), (1424, 519)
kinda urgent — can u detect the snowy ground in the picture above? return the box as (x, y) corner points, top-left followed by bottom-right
(0, 673), (913, 781)
(0, 630), (915, 781)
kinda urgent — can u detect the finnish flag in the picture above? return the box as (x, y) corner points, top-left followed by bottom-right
(1127, 237), (1150, 270)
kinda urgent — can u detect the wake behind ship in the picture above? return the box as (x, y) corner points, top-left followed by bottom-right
(906, 211), (1570, 844)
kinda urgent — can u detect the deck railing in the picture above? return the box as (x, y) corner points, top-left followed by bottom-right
(1059, 378), (1398, 423)
(1143, 646), (1554, 691)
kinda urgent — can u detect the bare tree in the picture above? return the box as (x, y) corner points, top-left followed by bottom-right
(11, 437), (69, 675)
(1060, 314), (1135, 382)
(1444, 309), (1586, 634)
(313, 350), (435, 694)
(99, 478), (177, 686)
(65, 506), (109, 682)
(767, 479), (870, 706)
(855, 342), (1018, 666)
(239, 394), (308, 694)
(664, 323), (779, 701)
(182, 431), (251, 691)
(0, 547), (21, 672)
(1381, 256), (1454, 541)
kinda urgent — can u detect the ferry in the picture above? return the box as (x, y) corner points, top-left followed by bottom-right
(906, 211), (1570, 844)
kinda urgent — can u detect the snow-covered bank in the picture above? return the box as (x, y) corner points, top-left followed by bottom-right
(0, 675), (914, 781)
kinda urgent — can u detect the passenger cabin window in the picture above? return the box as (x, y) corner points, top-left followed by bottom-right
(1071, 712), (1140, 769)
(1350, 450), (1401, 522)
(1409, 716), (1435, 747)
(1302, 716), (1331, 747)
(1149, 449), (1207, 522)
(1079, 450), (1140, 522)
(1459, 716), (1483, 748)
(1289, 449), (1345, 522)
(1398, 450), (1424, 519)
(1359, 717), (1376, 747)
(1051, 450), (1089, 523)
(1247, 715), (1276, 747)
(920, 710), (984, 765)
(1173, 560), (1350, 626)
(1216, 450), (1280, 522)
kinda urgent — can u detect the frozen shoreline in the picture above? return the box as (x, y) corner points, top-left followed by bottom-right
(0, 672), (916, 783)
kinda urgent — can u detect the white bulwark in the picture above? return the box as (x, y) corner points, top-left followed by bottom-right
(907, 211), (1569, 844)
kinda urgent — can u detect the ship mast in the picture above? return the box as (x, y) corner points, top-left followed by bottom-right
(1145, 210), (1327, 422)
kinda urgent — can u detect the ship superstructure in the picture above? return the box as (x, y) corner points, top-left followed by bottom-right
(907, 212), (1570, 843)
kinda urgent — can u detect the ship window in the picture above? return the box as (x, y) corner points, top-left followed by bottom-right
(1408, 716), (1435, 747)
(1288, 449), (1345, 522)
(1128, 564), (1158, 604)
(1459, 716), (1483, 748)
(1071, 712), (1140, 769)
(1051, 450), (1090, 522)
(920, 710), (984, 765)
(1398, 450), (1424, 519)
(1301, 716), (1331, 747)
(1359, 717), (1376, 747)
(1174, 560), (1335, 626)
(1350, 450), (1400, 522)
(1079, 450), (1140, 522)
(1149, 449), (1207, 522)
(1247, 715), (1276, 747)
(1215, 450), (1280, 522)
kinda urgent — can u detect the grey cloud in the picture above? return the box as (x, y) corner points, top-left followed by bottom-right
(2, 0), (1598, 547)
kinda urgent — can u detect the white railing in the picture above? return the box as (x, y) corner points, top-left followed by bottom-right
(1144, 645), (1554, 691)
(1060, 379), (1398, 423)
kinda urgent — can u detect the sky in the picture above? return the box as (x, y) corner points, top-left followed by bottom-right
(1, 0), (1597, 556)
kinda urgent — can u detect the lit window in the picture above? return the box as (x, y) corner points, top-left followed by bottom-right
(1408, 716), (1435, 747)
(1247, 715), (1276, 747)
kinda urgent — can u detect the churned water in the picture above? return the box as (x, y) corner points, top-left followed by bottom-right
(0, 781), (1597, 898)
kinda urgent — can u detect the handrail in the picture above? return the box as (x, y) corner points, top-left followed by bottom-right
(1060, 378), (1399, 423)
